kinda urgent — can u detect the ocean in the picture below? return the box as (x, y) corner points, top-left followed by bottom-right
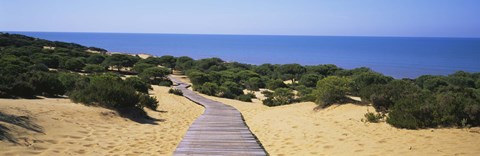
(6, 31), (480, 78)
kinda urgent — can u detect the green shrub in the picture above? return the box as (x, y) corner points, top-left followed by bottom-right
(299, 74), (322, 88)
(83, 64), (106, 73)
(158, 55), (177, 68)
(278, 64), (306, 83)
(69, 75), (140, 110)
(28, 71), (66, 96)
(133, 63), (155, 73)
(295, 85), (316, 102)
(245, 77), (263, 91)
(139, 94), (159, 110)
(237, 94), (252, 102)
(385, 93), (433, 129)
(63, 58), (85, 71)
(58, 72), (81, 92)
(364, 112), (383, 123)
(246, 92), (256, 98)
(351, 72), (392, 95)
(10, 81), (35, 97)
(175, 56), (194, 71)
(28, 63), (49, 72)
(447, 74), (476, 88)
(197, 82), (219, 96)
(139, 67), (171, 84)
(262, 88), (295, 106)
(365, 80), (422, 112)
(157, 80), (173, 86)
(266, 79), (287, 90)
(369, 93), (394, 113)
(221, 81), (244, 96)
(218, 86), (236, 99)
(168, 88), (183, 96)
(186, 70), (209, 86)
(86, 54), (106, 64)
(125, 77), (151, 93)
(102, 54), (140, 71)
(315, 76), (351, 107)
(423, 77), (449, 92)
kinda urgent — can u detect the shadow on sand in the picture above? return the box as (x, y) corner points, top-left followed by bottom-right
(0, 112), (44, 144)
(116, 108), (165, 125)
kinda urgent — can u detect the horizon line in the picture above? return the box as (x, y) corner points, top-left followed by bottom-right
(3, 30), (480, 39)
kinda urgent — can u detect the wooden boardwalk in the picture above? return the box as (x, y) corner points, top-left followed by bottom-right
(168, 76), (267, 156)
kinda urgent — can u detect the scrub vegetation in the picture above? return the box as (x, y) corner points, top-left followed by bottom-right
(2, 33), (479, 129)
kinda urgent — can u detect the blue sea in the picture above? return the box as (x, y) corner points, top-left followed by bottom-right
(7, 32), (480, 78)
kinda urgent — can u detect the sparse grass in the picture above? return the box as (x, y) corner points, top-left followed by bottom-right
(364, 112), (384, 123)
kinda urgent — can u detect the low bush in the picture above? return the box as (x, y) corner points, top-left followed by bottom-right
(69, 75), (140, 110)
(58, 72), (81, 92)
(132, 63), (155, 73)
(157, 80), (173, 86)
(138, 94), (159, 110)
(246, 92), (256, 98)
(168, 88), (183, 96)
(237, 94), (252, 102)
(28, 63), (49, 72)
(63, 58), (85, 71)
(28, 71), (66, 97)
(139, 67), (171, 84)
(364, 112), (384, 123)
(245, 77), (263, 91)
(10, 81), (35, 98)
(262, 88), (295, 106)
(83, 64), (106, 73)
(266, 79), (287, 90)
(125, 77), (151, 93)
(315, 76), (351, 108)
(197, 82), (218, 96)
(295, 85), (316, 102)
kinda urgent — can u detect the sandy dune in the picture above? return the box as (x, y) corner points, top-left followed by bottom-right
(0, 86), (204, 156)
(200, 95), (480, 155)
(172, 76), (480, 155)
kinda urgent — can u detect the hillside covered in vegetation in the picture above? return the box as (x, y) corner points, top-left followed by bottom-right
(1, 33), (479, 130)
(0, 33), (167, 118)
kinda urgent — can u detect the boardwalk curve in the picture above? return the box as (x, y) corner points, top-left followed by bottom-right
(168, 76), (267, 156)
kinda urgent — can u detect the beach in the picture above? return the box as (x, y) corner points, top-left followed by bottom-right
(0, 86), (204, 155)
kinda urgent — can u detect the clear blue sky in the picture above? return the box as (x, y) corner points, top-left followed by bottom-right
(1, 0), (479, 37)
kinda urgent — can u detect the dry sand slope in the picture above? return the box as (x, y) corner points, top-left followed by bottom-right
(200, 94), (480, 156)
(0, 86), (204, 156)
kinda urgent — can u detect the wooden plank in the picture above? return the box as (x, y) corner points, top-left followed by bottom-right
(168, 76), (267, 156)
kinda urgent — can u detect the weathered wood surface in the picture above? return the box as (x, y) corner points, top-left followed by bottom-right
(168, 76), (267, 156)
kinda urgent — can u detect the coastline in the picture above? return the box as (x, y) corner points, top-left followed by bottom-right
(8, 31), (480, 78)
